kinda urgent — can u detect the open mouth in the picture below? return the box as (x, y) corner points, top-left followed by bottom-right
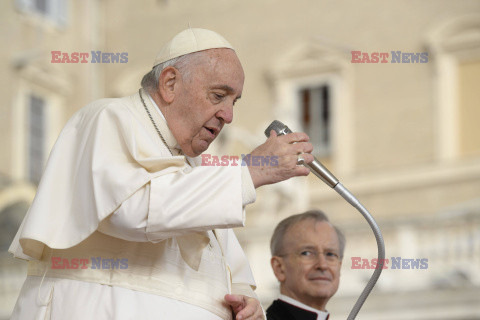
(204, 126), (217, 136)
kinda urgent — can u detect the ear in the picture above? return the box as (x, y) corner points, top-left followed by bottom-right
(271, 256), (286, 282)
(157, 66), (179, 104)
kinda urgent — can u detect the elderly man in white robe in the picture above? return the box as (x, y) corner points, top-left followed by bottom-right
(9, 28), (314, 320)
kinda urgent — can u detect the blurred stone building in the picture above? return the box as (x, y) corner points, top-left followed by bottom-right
(1, 0), (479, 319)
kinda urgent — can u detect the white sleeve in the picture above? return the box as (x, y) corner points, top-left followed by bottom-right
(98, 165), (256, 242)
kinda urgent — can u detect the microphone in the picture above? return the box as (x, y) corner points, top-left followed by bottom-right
(264, 119), (385, 320)
(264, 120), (339, 188)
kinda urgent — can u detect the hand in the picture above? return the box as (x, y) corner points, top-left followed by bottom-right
(247, 130), (314, 188)
(224, 294), (264, 320)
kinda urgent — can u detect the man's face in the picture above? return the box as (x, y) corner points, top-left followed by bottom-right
(165, 48), (244, 157)
(274, 219), (342, 310)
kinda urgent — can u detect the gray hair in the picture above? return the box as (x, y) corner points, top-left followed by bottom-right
(270, 210), (346, 259)
(140, 51), (205, 94)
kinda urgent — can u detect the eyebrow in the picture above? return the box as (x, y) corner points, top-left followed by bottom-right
(298, 245), (339, 252)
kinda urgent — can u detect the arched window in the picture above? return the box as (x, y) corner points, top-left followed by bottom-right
(268, 41), (353, 174)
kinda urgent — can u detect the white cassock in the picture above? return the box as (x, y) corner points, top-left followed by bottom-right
(9, 89), (261, 320)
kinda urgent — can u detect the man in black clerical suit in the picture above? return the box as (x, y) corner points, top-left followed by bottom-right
(266, 210), (345, 320)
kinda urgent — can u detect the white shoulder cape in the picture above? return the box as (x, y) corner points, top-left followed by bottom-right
(9, 93), (186, 261)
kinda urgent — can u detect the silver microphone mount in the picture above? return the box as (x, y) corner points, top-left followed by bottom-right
(265, 120), (386, 320)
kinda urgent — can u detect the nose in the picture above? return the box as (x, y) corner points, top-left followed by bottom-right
(216, 102), (234, 124)
(314, 253), (329, 270)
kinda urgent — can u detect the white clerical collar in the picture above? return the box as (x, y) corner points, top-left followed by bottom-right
(278, 295), (330, 320)
(146, 92), (166, 121)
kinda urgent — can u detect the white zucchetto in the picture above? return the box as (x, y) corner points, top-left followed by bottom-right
(153, 28), (234, 67)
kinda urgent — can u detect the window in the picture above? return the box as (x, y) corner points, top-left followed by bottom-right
(16, 0), (68, 27)
(299, 85), (331, 157)
(269, 41), (354, 174)
(12, 77), (65, 183)
(28, 94), (45, 185)
(34, 0), (48, 14)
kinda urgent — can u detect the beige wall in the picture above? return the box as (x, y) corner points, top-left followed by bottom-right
(0, 0), (109, 179)
(104, 0), (479, 172)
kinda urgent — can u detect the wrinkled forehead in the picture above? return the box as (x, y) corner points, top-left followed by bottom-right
(189, 49), (244, 91)
(194, 48), (243, 75)
(284, 219), (340, 250)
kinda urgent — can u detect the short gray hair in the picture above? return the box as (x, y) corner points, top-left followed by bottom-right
(270, 210), (346, 259)
(140, 51), (205, 94)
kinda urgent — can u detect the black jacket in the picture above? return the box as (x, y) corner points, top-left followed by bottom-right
(266, 299), (329, 320)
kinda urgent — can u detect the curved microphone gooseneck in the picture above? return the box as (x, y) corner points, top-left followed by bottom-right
(265, 120), (385, 320)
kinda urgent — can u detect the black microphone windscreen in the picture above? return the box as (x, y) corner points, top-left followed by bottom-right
(264, 120), (292, 137)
